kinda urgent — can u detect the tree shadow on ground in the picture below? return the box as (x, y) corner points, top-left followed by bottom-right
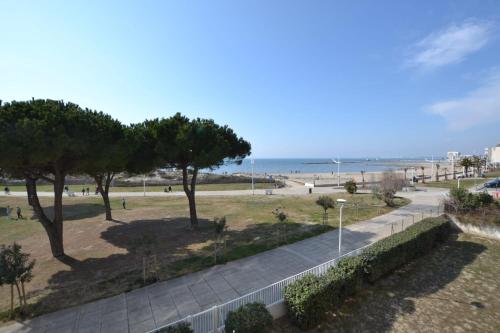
(273, 233), (487, 333)
(42, 203), (106, 221)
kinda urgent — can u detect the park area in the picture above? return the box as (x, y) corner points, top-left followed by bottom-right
(0, 193), (408, 320)
(274, 232), (500, 333)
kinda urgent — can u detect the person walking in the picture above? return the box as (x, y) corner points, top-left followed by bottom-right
(5, 205), (11, 219)
(121, 197), (126, 209)
(86, 187), (90, 196)
(82, 188), (85, 196)
(168, 185), (172, 192)
(16, 206), (23, 220)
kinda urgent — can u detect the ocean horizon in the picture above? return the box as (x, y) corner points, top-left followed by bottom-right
(209, 157), (444, 175)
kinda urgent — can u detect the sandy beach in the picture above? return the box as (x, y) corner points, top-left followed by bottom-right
(241, 161), (466, 186)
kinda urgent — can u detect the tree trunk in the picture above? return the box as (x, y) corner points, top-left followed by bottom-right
(21, 282), (27, 306)
(14, 282), (22, 309)
(182, 166), (199, 228)
(26, 176), (65, 258)
(10, 284), (13, 315)
(96, 173), (114, 221)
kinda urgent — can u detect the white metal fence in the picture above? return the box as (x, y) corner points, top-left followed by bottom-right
(147, 205), (443, 333)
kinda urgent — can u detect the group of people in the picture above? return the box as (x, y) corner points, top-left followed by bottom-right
(5, 205), (23, 220)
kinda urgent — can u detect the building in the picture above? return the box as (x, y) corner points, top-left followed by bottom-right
(485, 143), (500, 167)
(447, 151), (461, 163)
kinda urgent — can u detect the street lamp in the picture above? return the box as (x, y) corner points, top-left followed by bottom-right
(337, 198), (346, 255)
(425, 156), (434, 182)
(332, 158), (341, 188)
(251, 158), (255, 195)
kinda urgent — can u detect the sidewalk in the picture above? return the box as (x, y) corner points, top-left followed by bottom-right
(0, 189), (445, 333)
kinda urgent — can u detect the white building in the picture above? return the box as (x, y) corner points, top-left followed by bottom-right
(486, 144), (500, 167)
(447, 151), (461, 163)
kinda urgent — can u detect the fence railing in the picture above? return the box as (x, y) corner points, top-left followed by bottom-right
(147, 205), (443, 333)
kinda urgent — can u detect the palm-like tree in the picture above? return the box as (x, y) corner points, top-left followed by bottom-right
(360, 170), (366, 188)
(403, 168), (408, 183)
(316, 196), (335, 224)
(420, 166), (425, 183)
(435, 163), (440, 182)
(460, 157), (473, 177)
(443, 167), (448, 180)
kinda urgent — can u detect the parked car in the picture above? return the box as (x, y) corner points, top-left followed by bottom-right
(484, 178), (500, 188)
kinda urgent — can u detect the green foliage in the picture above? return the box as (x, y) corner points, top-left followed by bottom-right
(361, 216), (451, 282)
(214, 216), (227, 236)
(272, 208), (288, 223)
(344, 179), (357, 195)
(284, 274), (329, 329)
(447, 187), (494, 212)
(315, 196), (335, 212)
(157, 322), (193, 333)
(284, 216), (451, 329)
(284, 257), (364, 329)
(0, 243), (35, 314)
(224, 302), (273, 333)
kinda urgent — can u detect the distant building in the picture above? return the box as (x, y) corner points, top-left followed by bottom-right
(447, 151), (460, 162)
(486, 143), (500, 167)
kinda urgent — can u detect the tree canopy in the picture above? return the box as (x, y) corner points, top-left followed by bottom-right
(152, 113), (251, 228)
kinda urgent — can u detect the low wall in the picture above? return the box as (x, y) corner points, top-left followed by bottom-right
(448, 214), (500, 240)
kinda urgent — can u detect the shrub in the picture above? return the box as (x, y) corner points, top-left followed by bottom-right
(361, 216), (451, 282)
(344, 179), (357, 195)
(372, 171), (405, 206)
(224, 302), (273, 333)
(157, 321), (193, 333)
(284, 256), (364, 329)
(446, 187), (494, 213)
(284, 274), (328, 329)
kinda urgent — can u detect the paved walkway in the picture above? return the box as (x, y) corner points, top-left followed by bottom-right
(0, 189), (445, 333)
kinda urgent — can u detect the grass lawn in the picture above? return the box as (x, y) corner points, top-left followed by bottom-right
(274, 233), (500, 333)
(418, 178), (491, 190)
(0, 193), (409, 319)
(2, 182), (274, 193)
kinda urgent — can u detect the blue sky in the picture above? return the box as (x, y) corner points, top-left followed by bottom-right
(1, 1), (499, 158)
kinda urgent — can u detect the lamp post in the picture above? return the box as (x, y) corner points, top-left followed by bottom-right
(425, 156), (434, 182)
(251, 158), (255, 195)
(332, 158), (341, 188)
(337, 198), (346, 255)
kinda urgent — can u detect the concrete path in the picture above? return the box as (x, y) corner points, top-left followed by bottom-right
(0, 189), (446, 333)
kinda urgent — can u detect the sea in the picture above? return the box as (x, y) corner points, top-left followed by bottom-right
(209, 158), (435, 175)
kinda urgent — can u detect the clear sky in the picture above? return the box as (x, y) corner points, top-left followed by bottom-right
(1, 1), (499, 158)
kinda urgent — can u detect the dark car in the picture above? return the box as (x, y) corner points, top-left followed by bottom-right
(484, 178), (500, 188)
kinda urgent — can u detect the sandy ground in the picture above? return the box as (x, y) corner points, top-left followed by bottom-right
(257, 162), (465, 186)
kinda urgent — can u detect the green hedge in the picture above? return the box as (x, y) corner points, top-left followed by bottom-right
(224, 302), (273, 333)
(157, 322), (193, 333)
(362, 215), (450, 282)
(284, 216), (451, 329)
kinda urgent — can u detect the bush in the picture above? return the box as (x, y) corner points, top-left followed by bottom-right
(372, 171), (405, 206)
(157, 322), (193, 333)
(283, 274), (328, 329)
(284, 216), (451, 329)
(446, 187), (494, 213)
(344, 179), (357, 195)
(361, 216), (451, 282)
(224, 302), (273, 333)
(284, 256), (364, 329)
